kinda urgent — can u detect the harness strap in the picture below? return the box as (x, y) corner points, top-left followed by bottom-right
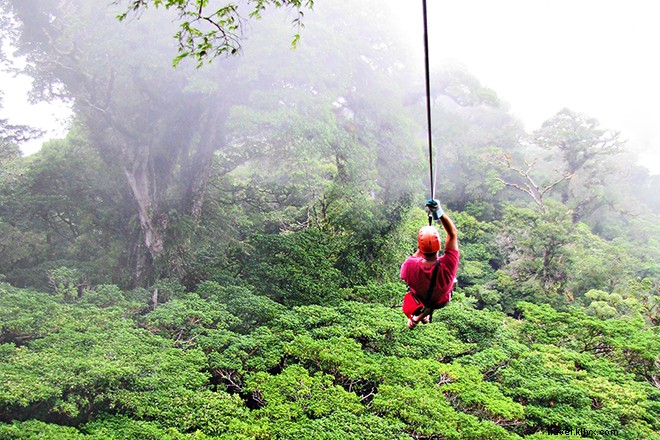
(421, 259), (441, 322)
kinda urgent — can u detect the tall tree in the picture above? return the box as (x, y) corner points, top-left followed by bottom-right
(1, 0), (255, 284)
(1, 0), (426, 287)
(187, 1), (426, 286)
(492, 203), (577, 310)
(204, 0), (424, 222)
(531, 108), (625, 222)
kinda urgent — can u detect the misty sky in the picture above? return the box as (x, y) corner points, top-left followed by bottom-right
(1, 0), (659, 174)
(408, 0), (660, 173)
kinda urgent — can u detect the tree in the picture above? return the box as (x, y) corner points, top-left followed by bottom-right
(218, 0), (424, 211)
(0, 128), (133, 289)
(1, 0), (253, 285)
(486, 149), (574, 213)
(1, 0), (425, 289)
(531, 108), (625, 222)
(190, 0), (425, 287)
(492, 203), (577, 311)
(114, 0), (315, 66)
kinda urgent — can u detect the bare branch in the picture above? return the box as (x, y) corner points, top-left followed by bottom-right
(488, 151), (574, 211)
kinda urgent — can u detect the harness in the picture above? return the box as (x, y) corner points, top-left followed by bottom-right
(414, 259), (441, 323)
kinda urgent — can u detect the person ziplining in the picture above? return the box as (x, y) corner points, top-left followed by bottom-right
(400, 200), (459, 329)
(400, 0), (460, 329)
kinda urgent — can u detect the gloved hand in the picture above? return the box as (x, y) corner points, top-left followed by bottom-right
(425, 199), (444, 221)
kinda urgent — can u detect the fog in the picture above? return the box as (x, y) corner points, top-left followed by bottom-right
(398, 0), (660, 174)
(1, 0), (659, 175)
(0, 3), (657, 436)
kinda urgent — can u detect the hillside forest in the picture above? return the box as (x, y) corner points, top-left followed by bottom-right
(0, 0), (658, 438)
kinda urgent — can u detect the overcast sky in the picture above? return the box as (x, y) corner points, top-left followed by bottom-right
(410, 0), (660, 174)
(0, 71), (71, 153)
(1, 0), (659, 174)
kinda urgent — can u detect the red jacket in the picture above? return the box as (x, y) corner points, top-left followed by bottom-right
(400, 249), (459, 318)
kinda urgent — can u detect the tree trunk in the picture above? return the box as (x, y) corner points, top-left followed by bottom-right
(183, 120), (220, 220)
(151, 287), (159, 310)
(122, 142), (165, 283)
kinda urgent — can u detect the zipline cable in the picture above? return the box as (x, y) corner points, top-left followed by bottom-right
(432, 158), (438, 202)
(422, 0), (435, 225)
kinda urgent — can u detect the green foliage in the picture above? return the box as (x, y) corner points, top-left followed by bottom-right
(442, 363), (524, 423)
(0, 130), (131, 289)
(150, 278), (187, 305)
(1, 275), (659, 439)
(195, 282), (286, 333)
(244, 365), (364, 433)
(566, 223), (636, 301)
(115, 0), (315, 67)
(245, 228), (346, 305)
(83, 415), (201, 439)
(452, 211), (498, 295)
(0, 285), (210, 426)
(114, 388), (246, 436)
(80, 285), (129, 309)
(47, 266), (84, 302)
(492, 203), (577, 312)
(626, 277), (660, 326)
(372, 383), (520, 440)
(142, 292), (235, 347)
(0, 419), (86, 439)
(1, 1), (659, 438)
(497, 344), (658, 438)
(433, 300), (506, 349)
(516, 302), (660, 391)
(0, 284), (63, 345)
(349, 281), (407, 307)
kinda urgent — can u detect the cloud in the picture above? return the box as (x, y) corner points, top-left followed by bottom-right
(409, 0), (660, 173)
(0, 71), (71, 155)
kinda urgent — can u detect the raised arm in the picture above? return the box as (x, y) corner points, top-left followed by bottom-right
(439, 213), (458, 251)
(425, 199), (458, 252)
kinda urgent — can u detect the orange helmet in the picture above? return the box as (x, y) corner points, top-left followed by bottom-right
(418, 226), (440, 254)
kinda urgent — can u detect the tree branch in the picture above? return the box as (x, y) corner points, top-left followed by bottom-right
(489, 151), (573, 211)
